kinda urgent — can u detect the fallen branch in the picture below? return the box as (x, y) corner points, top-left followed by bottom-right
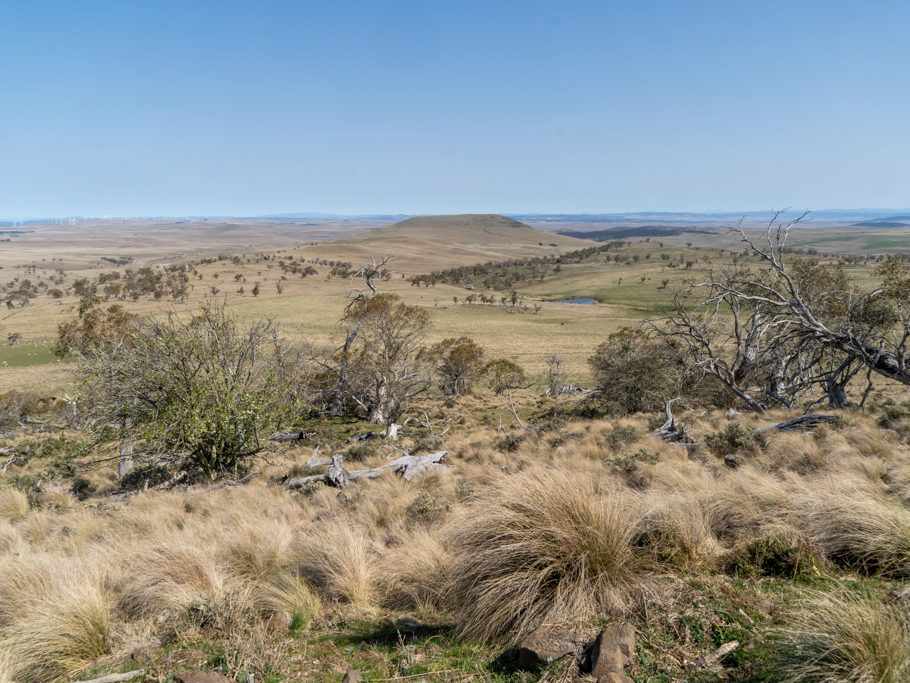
(305, 446), (331, 468)
(270, 430), (316, 443)
(70, 671), (145, 683)
(1, 452), (18, 475)
(756, 414), (839, 434)
(283, 450), (449, 490)
(207, 471), (261, 491)
(686, 640), (739, 671)
(348, 430), (381, 443)
(507, 389), (534, 432)
(152, 470), (187, 491)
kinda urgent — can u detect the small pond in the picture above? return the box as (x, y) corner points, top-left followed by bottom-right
(552, 297), (598, 305)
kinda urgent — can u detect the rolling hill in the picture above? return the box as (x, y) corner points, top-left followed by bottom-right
(302, 214), (596, 271)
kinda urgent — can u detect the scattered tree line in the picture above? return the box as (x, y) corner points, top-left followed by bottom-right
(49, 215), (910, 485)
(409, 241), (629, 290)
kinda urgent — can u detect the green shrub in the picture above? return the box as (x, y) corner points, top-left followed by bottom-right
(879, 401), (910, 428)
(485, 358), (526, 395)
(726, 529), (824, 580)
(496, 433), (525, 452)
(77, 302), (300, 478)
(607, 447), (658, 475)
(345, 442), (378, 462)
(602, 425), (639, 449)
(71, 477), (95, 500)
(705, 421), (758, 458)
(406, 492), (446, 525)
(588, 328), (693, 415)
(426, 336), (486, 396)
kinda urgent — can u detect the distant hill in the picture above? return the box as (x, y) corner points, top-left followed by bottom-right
(370, 214), (584, 244)
(304, 214), (594, 270)
(852, 216), (910, 228)
(559, 225), (714, 241)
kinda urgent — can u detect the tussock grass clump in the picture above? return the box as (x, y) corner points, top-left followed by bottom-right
(775, 588), (910, 683)
(299, 522), (379, 609)
(787, 476), (910, 577)
(2, 576), (110, 683)
(118, 540), (226, 618)
(380, 530), (451, 611)
(222, 517), (294, 581)
(0, 647), (21, 683)
(445, 468), (642, 641)
(0, 552), (65, 626)
(639, 492), (720, 567)
(0, 489), (28, 520)
(253, 573), (322, 629)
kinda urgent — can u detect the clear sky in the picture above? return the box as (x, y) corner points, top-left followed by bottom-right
(1, 0), (908, 218)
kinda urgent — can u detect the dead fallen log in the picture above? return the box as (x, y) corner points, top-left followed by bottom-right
(108, 469), (261, 501)
(348, 430), (381, 443)
(207, 471), (261, 491)
(756, 414), (839, 434)
(283, 450), (449, 490)
(685, 640), (739, 671)
(152, 470), (187, 490)
(651, 398), (695, 444)
(71, 671), (145, 683)
(270, 430), (316, 443)
(1, 451), (18, 475)
(304, 446), (331, 469)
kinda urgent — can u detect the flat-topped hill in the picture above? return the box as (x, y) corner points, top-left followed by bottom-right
(374, 214), (578, 241)
(303, 214), (594, 271)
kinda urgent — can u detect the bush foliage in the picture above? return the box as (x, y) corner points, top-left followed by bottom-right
(77, 302), (299, 477)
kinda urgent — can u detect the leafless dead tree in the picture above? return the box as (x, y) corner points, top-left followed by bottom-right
(653, 211), (910, 410)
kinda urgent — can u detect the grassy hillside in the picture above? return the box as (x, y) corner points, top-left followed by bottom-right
(302, 214), (594, 272)
(0, 400), (908, 681)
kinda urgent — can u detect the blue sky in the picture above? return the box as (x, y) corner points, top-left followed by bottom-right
(1, 1), (908, 218)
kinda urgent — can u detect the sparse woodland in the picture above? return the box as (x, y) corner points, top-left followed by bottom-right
(0, 218), (909, 682)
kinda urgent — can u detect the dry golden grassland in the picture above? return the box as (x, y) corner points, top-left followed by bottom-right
(1, 216), (908, 681)
(0, 216), (890, 393)
(0, 401), (908, 681)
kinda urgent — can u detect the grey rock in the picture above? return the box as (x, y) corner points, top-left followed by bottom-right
(589, 622), (636, 677)
(517, 622), (578, 669)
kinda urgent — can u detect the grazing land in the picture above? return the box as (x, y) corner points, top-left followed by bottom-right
(0, 214), (908, 682)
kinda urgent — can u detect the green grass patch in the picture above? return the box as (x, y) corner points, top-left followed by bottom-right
(0, 343), (59, 368)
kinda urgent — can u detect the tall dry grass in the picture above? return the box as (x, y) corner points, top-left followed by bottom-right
(298, 521), (379, 609)
(0, 552), (111, 682)
(445, 467), (643, 641)
(0, 408), (907, 676)
(776, 587), (910, 682)
(0, 489), (28, 521)
(788, 477), (910, 577)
